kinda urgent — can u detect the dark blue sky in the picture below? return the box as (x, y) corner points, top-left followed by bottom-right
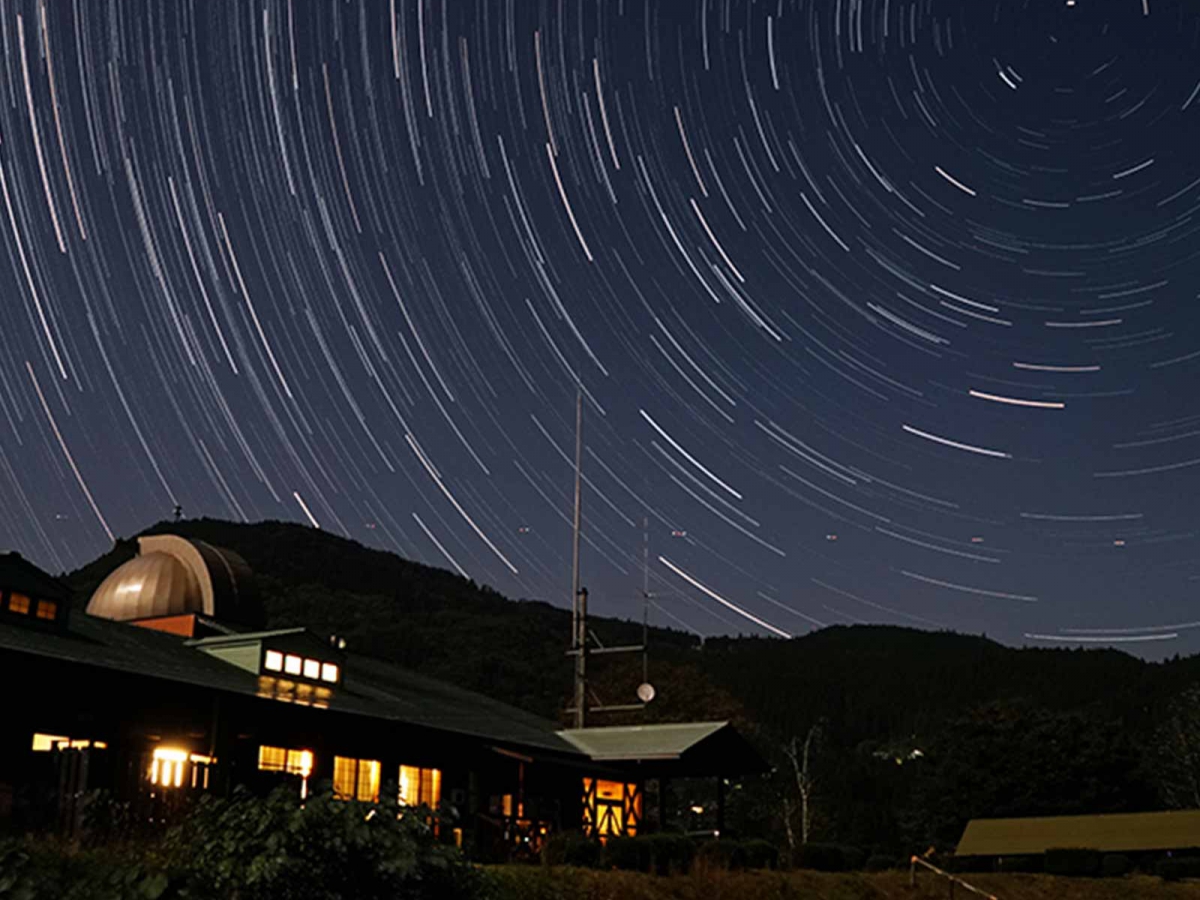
(2, 0), (1199, 657)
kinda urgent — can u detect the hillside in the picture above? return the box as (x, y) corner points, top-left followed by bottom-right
(65, 519), (1200, 854)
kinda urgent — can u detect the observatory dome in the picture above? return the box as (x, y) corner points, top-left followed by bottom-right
(86, 534), (264, 629)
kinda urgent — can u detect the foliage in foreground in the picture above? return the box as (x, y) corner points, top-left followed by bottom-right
(0, 787), (479, 900)
(485, 867), (1200, 900)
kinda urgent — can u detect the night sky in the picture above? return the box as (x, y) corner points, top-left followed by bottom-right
(2, 0), (1199, 656)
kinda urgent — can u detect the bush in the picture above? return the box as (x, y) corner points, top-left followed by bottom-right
(694, 839), (744, 871)
(603, 835), (649, 872)
(541, 831), (602, 868)
(1044, 847), (1102, 877)
(646, 833), (696, 875)
(864, 853), (897, 871)
(1156, 856), (1200, 880)
(1101, 853), (1131, 877)
(160, 786), (478, 900)
(739, 839), (779, 870)
(794, 842), (864, 872)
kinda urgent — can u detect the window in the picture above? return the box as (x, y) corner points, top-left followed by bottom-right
(35, 600), (57, 621)
(264, 650), (283, 671)
(303, 658), (320, 679)
(284, 654), (303, 676)
(321, 663), (339, 683)
(398, 765), (442, 807)
(582, 778), (642, 838)
(150, 748), (187, 788)
(31, 733), (107, 752)
(8, 593), (30, 615)
(257, 745), (313, 776)
(334, 756), (380, 802)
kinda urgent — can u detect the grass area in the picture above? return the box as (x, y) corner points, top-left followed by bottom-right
(484, 866), (1198, 900)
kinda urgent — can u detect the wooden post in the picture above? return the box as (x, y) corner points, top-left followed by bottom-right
(910, 856), (917, 889)
(715, 776), (725, 835)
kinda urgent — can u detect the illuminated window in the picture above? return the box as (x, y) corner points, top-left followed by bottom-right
(31, 732), (106, 752)
(35, 600), (57, 620)
(321, 663), (339, 683)
(582, 778), (643, 838)
(398, 765), (442, 807)
(284, 654), (303, 675)
(334, 756), (381, 802)
(8, 593), (30, 615)
(31, 733), (70, 752)
(264, 650), (284, 671)
(258, 745), (314, 776)
(303, 658), (320, 679)
(150, 748), (188, 788)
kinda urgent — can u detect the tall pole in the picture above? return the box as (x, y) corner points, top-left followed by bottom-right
(571, 387), (586, 729)
(642, 515), (649, 687)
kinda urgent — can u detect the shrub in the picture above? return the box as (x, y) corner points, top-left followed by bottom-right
(865, 853), (897, 871)
(1101, 853), (1131, 877)
(646, 833), (696, 875)
(739, 839), (779, 870)
(1156, 856), (1200, 880)
(694, 839), (744, 871)
(541, 831), (602, 868)
(160, 786), (478, 900)
(1044, 847), (1102, 877)
(794, 842), (864, 872)
(603, 835), (648, 872)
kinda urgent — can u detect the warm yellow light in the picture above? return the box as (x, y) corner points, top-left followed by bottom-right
(31, 733), (70, 752)
(264, 650), (283, 671)
(321, 662), (339, 683)
(303, 658), (320, 679)
(8, 593), (30, 614)
(151, 747), (188, 787)
(284, 654), (302, 675)
(298, 750), (313, 778)
(35, 600), (57, 620)
(153, 748), (188, 763)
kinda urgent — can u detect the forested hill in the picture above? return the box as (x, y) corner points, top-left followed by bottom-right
(64, 519), (1200, 849)
(63, 518), (1195, 738)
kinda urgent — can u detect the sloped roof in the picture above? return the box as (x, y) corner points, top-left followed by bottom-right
(0, 606), (578, 758)
(956, 810), (1200, 856)
(557, 722), (767, 775)
(0, 553), (72, 602)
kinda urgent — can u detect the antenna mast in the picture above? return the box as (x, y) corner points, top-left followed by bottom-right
(571, 387), (587, 729)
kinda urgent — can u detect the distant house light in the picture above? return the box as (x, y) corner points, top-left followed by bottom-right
(303, 658), (320, 680)
(321, 662), (339, 683)
(151, 747), (188, 787)
(8, 593), (30, 615)
(264, 650), (284, 672)
(35, 600), (57, 621)
(284, 654), (303, 676)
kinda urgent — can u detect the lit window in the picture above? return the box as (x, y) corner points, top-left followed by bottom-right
(582, 778), (642, 837)
(399, 765), (442, 807)
(303, 658), (320, 679)
(264, 650), (283, 671)
(258, 745), (287, 772)
(8, 593), (30, 615)
(321, 663), (339, 683)
(284, 654), (302, 675)
(31, 733), (70, 752)
(334, 756), (380, 802)
(35, 600), (57, 620)
(150, 747), (188, 788)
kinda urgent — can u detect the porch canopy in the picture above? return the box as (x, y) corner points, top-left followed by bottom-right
(556, 721), (767, 778)
(956, 810), (1200, 857)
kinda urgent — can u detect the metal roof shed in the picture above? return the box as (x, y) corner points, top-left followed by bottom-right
(956, 810), (1200, 857)
(557, 721), (767, 778)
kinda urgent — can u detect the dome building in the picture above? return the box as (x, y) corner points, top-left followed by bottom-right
(86, 535), (265, 636)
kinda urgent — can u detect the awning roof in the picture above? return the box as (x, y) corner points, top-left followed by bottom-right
(956, 810), (1200, 856)
(557, 722), (767, 776)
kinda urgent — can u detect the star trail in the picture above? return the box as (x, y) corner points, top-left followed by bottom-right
(2, 0), (1200, 656)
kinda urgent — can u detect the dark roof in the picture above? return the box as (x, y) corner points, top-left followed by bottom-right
(0, 553), (73, 602)
(0, 606), (579, 758)
(956, 810), (1200, 856)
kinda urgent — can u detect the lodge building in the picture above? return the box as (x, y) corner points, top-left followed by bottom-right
(0, 535), (762, 858)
